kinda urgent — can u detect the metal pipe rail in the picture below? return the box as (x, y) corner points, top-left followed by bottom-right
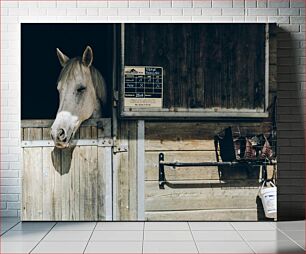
(158, 153), (276, 188)
(160, 161), (239, 167)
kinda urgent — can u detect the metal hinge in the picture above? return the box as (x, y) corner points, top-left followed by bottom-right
(113, 144), (128, 153)
(113, 91), (119, 107)
(113, 91), (119, 101)
(112, 135), (129, 153)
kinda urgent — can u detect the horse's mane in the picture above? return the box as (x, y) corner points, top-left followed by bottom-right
(57, 58), (106, 106)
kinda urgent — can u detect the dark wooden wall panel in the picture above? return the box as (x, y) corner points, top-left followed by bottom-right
(125, 24), (266, 110)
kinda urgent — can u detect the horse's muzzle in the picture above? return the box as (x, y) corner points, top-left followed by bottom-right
(50, 111), (80, 149)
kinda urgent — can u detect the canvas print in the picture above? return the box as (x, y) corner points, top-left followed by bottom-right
(21, 23), (277, 221)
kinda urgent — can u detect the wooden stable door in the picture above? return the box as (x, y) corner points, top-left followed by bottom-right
(21, 119), (112, 221)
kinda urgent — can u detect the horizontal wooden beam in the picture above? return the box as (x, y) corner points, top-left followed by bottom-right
(21, 118), (111, 128)
(121, 111), (269, 119)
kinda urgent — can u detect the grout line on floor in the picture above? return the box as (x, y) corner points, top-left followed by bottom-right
(187, 222), (200, 254)
(276, 227), (305, 251)
(82, 222), (97, 254)
(229, 222), (256, 254)
(29, 221), (57, 254)
(141, 222), (145, 254)
(269, 221), (277, 229)
(0, 220), (21, 236)
(229, 221), (236, 231)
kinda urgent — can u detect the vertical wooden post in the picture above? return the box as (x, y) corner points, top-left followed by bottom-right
(137, 120), (145, 220)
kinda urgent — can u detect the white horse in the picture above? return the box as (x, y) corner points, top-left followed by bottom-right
(51, 46), (107, 148)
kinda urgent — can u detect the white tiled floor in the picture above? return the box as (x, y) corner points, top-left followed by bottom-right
(42, 230), (92, 242)
(91, 230), (143, 241)
(86, 241), (143, 253)
(32, 241), (88, 253)
(144, 230), (194, 241)
(196, 241), (253, 253)
(192, 230), (243, 241)
(143, 241), (198, 253)
(0, 218), (304, 253)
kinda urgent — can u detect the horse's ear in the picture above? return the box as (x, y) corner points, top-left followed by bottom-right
(56, 48), (69, 67)
(82, 46), (93, 67)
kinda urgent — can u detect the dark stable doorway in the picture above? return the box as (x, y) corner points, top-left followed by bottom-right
(21, 23), (114, 119)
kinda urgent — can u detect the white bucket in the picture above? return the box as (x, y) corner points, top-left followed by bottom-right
(259, 181), (277, 219)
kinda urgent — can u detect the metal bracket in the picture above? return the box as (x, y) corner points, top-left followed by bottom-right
(113, 91), (119, 107)
(113, 144), (128, 153)
(113, 91), (119, 101)
(21, 138), (113, 148)
(22, 140), (54, 147)
(97, 139), (114, 147)
(159, 153), (165, 188)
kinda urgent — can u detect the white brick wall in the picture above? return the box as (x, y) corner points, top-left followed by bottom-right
(1, 0), (305, 218)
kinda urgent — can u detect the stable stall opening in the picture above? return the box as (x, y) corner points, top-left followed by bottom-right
(21, 24), (116, 221)
(21, 23), (115, 119)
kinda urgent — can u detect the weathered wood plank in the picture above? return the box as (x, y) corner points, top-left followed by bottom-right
(117, 151), (129, 220)
(92, 126), (98, 139)
(88, 146), (98, 220)
(22, 148), (43, 220)
(70, 147), (80, 220)
(145, 122), (272, 142)
(21, 128), (24, 141)
(125, 24), (266, 110)
(145, 209), (260, 221)
(22, 128), (43, 220)
(145, 123), (273, 152)
(80, 126), (92, 139)
(42, 128), (50, 140)
(146, 140), (215, 151)
(128, 121), (138, 220)
(78, 145), (99, 221)
(74, 129), (80, 139)
(79, 147), (88, 221)
(21, 118), (111, 128)
(61, 149), (70, 220)
(23, 128), (43, 141)
(97, 147), (106, 220)
(23, 128), (28, 142)
(145, 181), (261, 212)
(42, 147), (61, 220)
(97, 119), (112, 138)
(116, 121), (138, 220)
(22, 118), (112, 221)
(116, 121), (130, 220)
(23, 120), (111, 141)
(22, 120), (54, 128)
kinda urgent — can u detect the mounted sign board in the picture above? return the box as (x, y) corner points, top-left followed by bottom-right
(124, 66), (163, 108)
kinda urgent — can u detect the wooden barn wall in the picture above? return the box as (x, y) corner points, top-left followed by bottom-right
(20, 25), (277, 221)
(141, 25), (277, 221)
(125, 24), (266, 110)
(21, 119), (112, 221)
(113, 120), (138, 220)
(144, 121), (275, 221)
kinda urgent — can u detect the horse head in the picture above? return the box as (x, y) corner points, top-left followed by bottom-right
(51, 46), (106, 148)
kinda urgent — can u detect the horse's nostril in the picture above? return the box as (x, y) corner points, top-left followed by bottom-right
(57, 128), (67, 142)
(58, 128), (64, 136)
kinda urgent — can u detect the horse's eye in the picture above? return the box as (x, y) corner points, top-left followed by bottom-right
(77, 86), (86, 93)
